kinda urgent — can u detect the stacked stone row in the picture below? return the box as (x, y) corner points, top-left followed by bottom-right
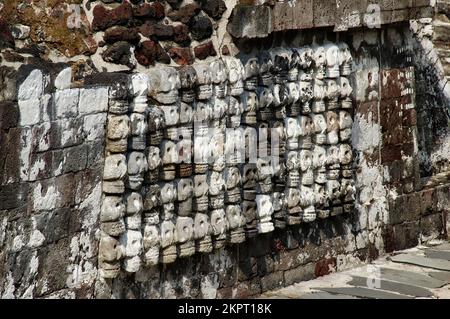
(99, 82), (131, 278)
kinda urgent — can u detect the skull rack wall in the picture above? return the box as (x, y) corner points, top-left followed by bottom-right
(99, 43), (356, 277)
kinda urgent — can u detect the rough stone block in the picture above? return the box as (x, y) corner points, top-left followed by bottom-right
(292, 0), (314, 29)
(313, 0), (336, 28)
(0, 183), (29, 210)
(78, 87), (109, 115)
(260, 271), (284, 293)
(62, 145), (88, 174)
(54, 89), (79, 119)
(283, 263), (316, 286)
(227, 5), (272, 38)
(0, 101), (19, 131)
(420, 188), (438, 216)
(83, 113), (106, 142)
(35, 208), (70, 245)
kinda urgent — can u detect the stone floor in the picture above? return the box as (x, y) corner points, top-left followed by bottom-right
(260, 241), (450, 299)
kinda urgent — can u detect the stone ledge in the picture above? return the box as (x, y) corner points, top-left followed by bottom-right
(228, 0), (435, 38)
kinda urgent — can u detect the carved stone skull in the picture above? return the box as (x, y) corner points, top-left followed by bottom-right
(193, 63), (213, 100)
(223, 56), (245, 96)
(210, 59), (228, 98)
(325, 43), (340, 79)
(338, 42), (353, 76)
(179, 65), (198, 103)
(148, 66), (181, 105)
(258, 51), (273, 87)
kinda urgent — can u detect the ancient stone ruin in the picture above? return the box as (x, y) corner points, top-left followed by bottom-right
(0, 0), (449, 299)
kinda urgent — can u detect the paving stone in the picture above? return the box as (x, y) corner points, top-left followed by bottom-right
(299, 292), (359, 299)
(390, 254), (450, 271)
(379, 267), (447, 289)
(316, 287), (414, 299)
(427, 271), (450, 282)
(348, 276), (433, 297)
(425, 249), (450, 261)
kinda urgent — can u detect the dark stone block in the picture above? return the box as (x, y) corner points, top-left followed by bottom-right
(0, 18), (15, 49)
(0, 183), (29, 210)
(101, 42), (133, 67)
(260, 271), (284, 292)
(0, 102), (18, 130)
(284, 263), (316, 286)
(35, 208), (70, 245)
(189, 15), (213, 41)
(62, 145), (88, 174)
(135, 40), (171, 66)
(227, 5), (272, 38)
(198, 0), (227, 20)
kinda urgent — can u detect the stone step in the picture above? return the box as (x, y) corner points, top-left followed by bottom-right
(379, 267), (448, 288)
(348, 276), (433, 297)
(390, 254), (450, 271)
(315, 287), (414, 299)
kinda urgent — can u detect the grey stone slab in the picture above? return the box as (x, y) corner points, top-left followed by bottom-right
(425, 249), (450, 261)
(348, 276), (433, 298)
(316, 287), (414, 299)
(432, 243), (450, 251)
(391, 254), (450, 271)
(379, 267), (447, 288)
(299, 292), (359, 299)
(428, 271), (450, 282)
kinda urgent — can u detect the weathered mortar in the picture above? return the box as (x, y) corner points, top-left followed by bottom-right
(0, 0), (449, 299)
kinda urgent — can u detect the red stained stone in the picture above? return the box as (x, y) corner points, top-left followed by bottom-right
(133, 2), (165, 19)
(0, 18), (15, 48)
(314, 258), (337, 277)
(381, 144), (402, 164)
(139, 21), (174, 41)
(92, 3), (133, 31)
(221, 45), (230, 56)
(135, 40), (170, 66)
(104, 26), (140, 44)
(173, 24), (191, 47)
(168, 47), (194, 66)
(194, 41), (217, 60)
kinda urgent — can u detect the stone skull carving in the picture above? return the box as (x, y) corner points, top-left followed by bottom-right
(210, 209), (227, 236)
(270, 47), (290, 83)
(101, 196), (125, 223)
(179, 65), (198, 103)
(160, 182), (177, 205)
(286, 187), (301, 208)
(179, 102), (193, 125)
(340, 144), (353, 166)
(313, 45), (326, 79)
(131, 73), (149, 113)
(209, 171), (225, 196)
(210, 59), (228, 98)
(339, 110), (353, 130)
(326, 79), (340, 109)
(285, 117), (300, 150)
(177, 178), (193, 202)
(338, 76), (353, 108)
(176, 217), (194, 244)
(297, 46), (314, 70)
(312, 145), (327, 169)
(193, 63), (213, 100)
(258, 51), (273, 87)
(223, 56), (245, 96)
(338, 42), (353, 76)
(225, 167), (241, 190)
(160, 220), (176, 248)
(148, 66), (181, 105)
(325, 43), (340, 79)
(226, 205), (245, 230)
(312, 79), (326, 113)
(242, 56), (260, 91)
(194, 213), (210, 240)
(104, 154), (127, 181)
(241, 91), (258, 113)
(161, 140), (178, 165)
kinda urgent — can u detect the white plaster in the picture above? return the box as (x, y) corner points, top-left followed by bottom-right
(2, 272), (15, 299)
(80, 183), (102, 229)
(200, 273), (219, 299)
(78, 87), (109, 115)
(352, 113), (381, 153)
(28, 157), (46, 181)
(32, 183), (61, 212)
(55, 68), (72, 90)
(83, 113), (106, 141)
(54, 88), (79, 118)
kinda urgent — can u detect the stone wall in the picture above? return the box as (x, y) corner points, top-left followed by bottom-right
(0, 0), (449, 299)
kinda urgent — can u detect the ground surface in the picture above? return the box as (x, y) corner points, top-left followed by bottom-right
(260, 241), (450, 299)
